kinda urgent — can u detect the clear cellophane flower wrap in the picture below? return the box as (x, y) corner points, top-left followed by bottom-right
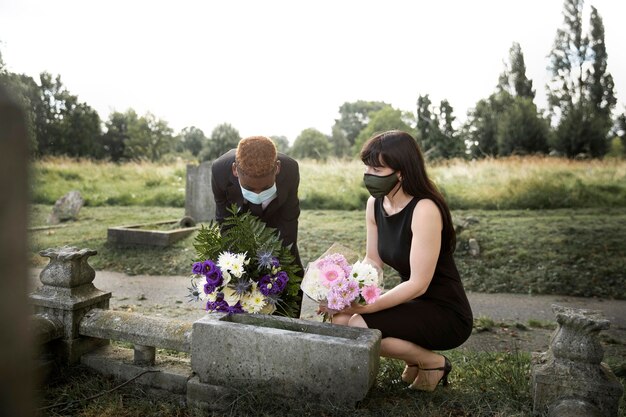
(300, 242), (383, 320)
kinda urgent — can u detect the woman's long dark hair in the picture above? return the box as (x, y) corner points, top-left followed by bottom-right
(360, 130), (456, 253)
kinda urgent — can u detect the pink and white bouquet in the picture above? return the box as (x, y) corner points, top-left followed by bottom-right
(300, 252), (383, 311)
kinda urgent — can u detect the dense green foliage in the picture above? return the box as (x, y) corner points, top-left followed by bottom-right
(417, 95), (466, 159)
(291, 128), (331, 160)
(547, 0), (617, 157)
(198, 123), (241, 162)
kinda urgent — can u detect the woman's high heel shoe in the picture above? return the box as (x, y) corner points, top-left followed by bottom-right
(401, 364), (419, 383)
(409, 356), (452, 392)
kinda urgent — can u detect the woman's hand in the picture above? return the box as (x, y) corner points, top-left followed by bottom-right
(339, 301), (369, 316)
(317, 301), (369, 316)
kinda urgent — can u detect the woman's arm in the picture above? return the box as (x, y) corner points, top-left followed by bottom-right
(363, 196), (384, 269)
(342, 198), (442, 315)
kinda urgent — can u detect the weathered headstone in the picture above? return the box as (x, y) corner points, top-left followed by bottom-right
(48, 190), (84, 224)
(185, 161), (215, 222)
(0, 84), (34, 416)
(532, 304), (623, 416)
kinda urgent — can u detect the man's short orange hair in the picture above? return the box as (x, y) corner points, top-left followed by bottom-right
(235, 136), (278, 177)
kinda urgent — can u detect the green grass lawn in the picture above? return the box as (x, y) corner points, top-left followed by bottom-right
(29, 205), (626, 299)
(38, 350), (535, 417)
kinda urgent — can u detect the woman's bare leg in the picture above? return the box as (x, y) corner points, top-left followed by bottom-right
(348, 314), (445, 389)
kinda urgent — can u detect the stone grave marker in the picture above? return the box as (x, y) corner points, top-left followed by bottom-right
(48, 190), (84, 224)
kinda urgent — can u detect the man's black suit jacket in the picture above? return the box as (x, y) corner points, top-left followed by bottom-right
(210, 149), (302, 273)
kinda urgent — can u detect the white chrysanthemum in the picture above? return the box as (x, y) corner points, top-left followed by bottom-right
(351, 260), (380, 286)
(301, 267), (328, 301)
(217, 251), (237, 271)
(222, 287), (241, 306)
(242, 288), (266, 313)
(218, 252), (247, 278)
(230, 260), (245, 278)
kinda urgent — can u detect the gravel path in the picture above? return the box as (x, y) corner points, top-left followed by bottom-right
(30, 269), (626, 356)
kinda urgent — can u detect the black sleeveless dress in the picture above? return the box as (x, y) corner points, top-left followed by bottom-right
(361, 197), (473, 350)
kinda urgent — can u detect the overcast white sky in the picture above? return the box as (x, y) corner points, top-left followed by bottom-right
(1, 0), (625, 142)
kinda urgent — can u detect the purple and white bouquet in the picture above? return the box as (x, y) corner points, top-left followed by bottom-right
(187, 205), (302, 316)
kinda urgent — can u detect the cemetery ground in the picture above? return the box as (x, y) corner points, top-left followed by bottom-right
(28, 205), (626, 416)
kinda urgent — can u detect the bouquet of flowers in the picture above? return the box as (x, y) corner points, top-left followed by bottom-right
(187, 205), (301, 316)
(300, 243), (383, 313)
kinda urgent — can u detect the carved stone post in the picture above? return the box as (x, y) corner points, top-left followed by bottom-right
(532, 304), (623, 417)
(29, 247), (111, 364)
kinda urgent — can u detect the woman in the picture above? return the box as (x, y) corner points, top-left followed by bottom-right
(329, 130), (472, 392)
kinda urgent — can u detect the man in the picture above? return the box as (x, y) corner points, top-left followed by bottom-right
(211, 135), (303, 275)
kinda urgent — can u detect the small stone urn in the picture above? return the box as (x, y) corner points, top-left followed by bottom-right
(38, 247), (97, 294)
(532, 304), (624, 416)
(30, 246), (111, 364)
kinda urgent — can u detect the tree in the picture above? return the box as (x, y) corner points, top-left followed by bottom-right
(547, 0), (616, 157)
(416, 95), (433, 148)
(353, 106), (413, 154)
(0, 57), (41, 154)
(125, 112), (174, 161)
(34, 72), (102, 158)
(464, 41), (548, 157)
(463, 95), (507, 158)
(291, 128), (331, 160)
(329, 124), (351, 158)
(100, 110), (137, 162)
(332, 101), (389, 147)
(415, 97), (464, 159)
(62, 102), (102, 158)
(498, 42), (535, 99)
(497, 97), (550, 155)
(270, 135), (290, 154)
(178, 126), (207, 156)
(436, 100), (465, 159)
(199, 123), (240, 162)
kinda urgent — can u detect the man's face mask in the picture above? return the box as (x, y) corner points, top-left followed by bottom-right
(363, 172), (399, 198)
(240, 183), (277, 205)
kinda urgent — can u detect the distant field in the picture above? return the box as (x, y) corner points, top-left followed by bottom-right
(31, 156), (626, 210)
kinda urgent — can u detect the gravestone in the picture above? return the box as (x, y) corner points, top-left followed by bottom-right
(190, 313), (381, 408)
(185, 161), (215, 222)
(0, 85), (34, 416)
(48, 190), (84, 224)
(532, 304), (623, 416)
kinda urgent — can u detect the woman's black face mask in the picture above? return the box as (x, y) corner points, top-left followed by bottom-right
(363, 172), (399, 198)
